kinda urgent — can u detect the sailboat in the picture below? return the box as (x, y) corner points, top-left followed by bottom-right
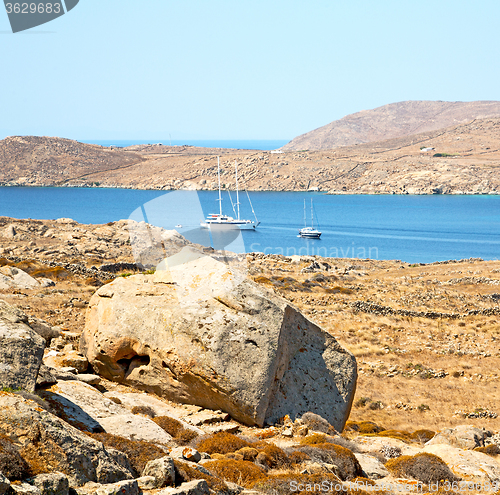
(200, 157), (260, 230)
(299, 199), (322, 238)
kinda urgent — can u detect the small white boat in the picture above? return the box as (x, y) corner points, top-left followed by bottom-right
(175, 224), (182, 228)
(200, 157), (260, 230)
(299, 199), (321, 238)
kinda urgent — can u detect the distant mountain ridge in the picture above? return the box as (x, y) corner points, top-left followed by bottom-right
(282, 100), (500, 150)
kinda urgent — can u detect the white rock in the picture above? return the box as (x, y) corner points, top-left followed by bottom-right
(10, 484), (41, 494)
(423, 444), (500, 483)
(95, 479), (139, 495)
(354, 436), (422, 457)
(0, 266), (40, 289)
(42, 380), (172, 443)
(169, 447), (201, 463)
(355, 453), (390, 479)
(426, 425), (489, 450)
(141, 456), (175, 488)
(157, 479), (210, 495)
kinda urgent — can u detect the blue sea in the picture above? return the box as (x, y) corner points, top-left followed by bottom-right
(81, 139), (289, 151)
(0, 187), (499, 263)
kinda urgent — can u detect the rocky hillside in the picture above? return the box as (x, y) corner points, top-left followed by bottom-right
(2, 117), (500, 194)
(282, 100), (500, 151)
(0, 135), (144, 186)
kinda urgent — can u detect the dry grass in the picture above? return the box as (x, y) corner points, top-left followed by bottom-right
(202, 459), (267, 488)
(385, 453), (460, 484)
(293, 443), (363, 481)
(196, 432), (252, 455)
(250, 473), (367, 495)
(474, 444), (500, 456)
(173, 459), (230, 493)
(0, 435), (32, 481)
(90, 432), (165, 476)
(153, 416), (199, 445)
(271, 258), (500, 433)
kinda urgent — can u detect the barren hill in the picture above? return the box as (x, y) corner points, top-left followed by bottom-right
(2, 117), (500, 194)
(282, 100), (500, 151)
(0, 135), (144, 185)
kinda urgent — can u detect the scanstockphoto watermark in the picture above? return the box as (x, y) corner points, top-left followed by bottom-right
(3, 0), (79, 33)
(289, 480), (500, 493)
(290, 480), (424, 493)
(249, 242), (380, 260)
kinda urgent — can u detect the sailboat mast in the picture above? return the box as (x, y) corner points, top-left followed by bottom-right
(303, 199), (307, 228)
(217, 157), (222, 216)
(235, 160), (240, 220)
(311, 199), (314, 229)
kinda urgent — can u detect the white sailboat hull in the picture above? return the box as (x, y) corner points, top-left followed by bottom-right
(201, 219), (259, 230)
(200, 157), (260, 231)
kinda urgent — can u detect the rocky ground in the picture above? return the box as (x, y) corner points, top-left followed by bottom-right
(2, 118), (500, 194)
(1, 216), (500, 494)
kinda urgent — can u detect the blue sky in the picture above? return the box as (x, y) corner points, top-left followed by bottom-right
(1, 0), (499, 141)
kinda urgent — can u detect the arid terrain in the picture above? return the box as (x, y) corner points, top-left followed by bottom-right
(3, 216), (500, 494)
(282, 100), (500, 151)
(1, 216), (500, 434)
(2, 109), (500, 195)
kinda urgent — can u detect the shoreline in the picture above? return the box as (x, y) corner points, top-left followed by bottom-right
(0, 215), (497, 265)
(1, 183), (500, 195)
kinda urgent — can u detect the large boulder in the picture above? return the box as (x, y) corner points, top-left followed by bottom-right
(80, 247), (357, 429)
(0, 300), (45, 391)
(0, 393), (134, 487)
(0, 266), (40, 290)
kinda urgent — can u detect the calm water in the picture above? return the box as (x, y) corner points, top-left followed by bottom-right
(81, 139), (289, 151)
(0, 187), (499, 263)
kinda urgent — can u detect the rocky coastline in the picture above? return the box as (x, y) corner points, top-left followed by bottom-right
(2, 117), (500, 195)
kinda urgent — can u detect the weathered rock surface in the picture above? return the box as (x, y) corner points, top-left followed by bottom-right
(141, 456), (175, 488)
(94, 479), (139, 495)
(353, 436), (421, 457)
(423, 444), (500, 483)
(80, 248), (357, 429)
(43, 349), (88, 373)
(0, 393), (134, 487)
(157, 480), (210, 495)
(354, 453), (390, 479)
(0, 266), (40, 289)
(0, 474), (10, 495)
(28, 318), (61, 345)
(39, 380), (173, 443)
(425, 425), (490, 450)
(31, 471), (69, 495)
(10, 483), (41, 494)
(0, 300), (45, 391)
